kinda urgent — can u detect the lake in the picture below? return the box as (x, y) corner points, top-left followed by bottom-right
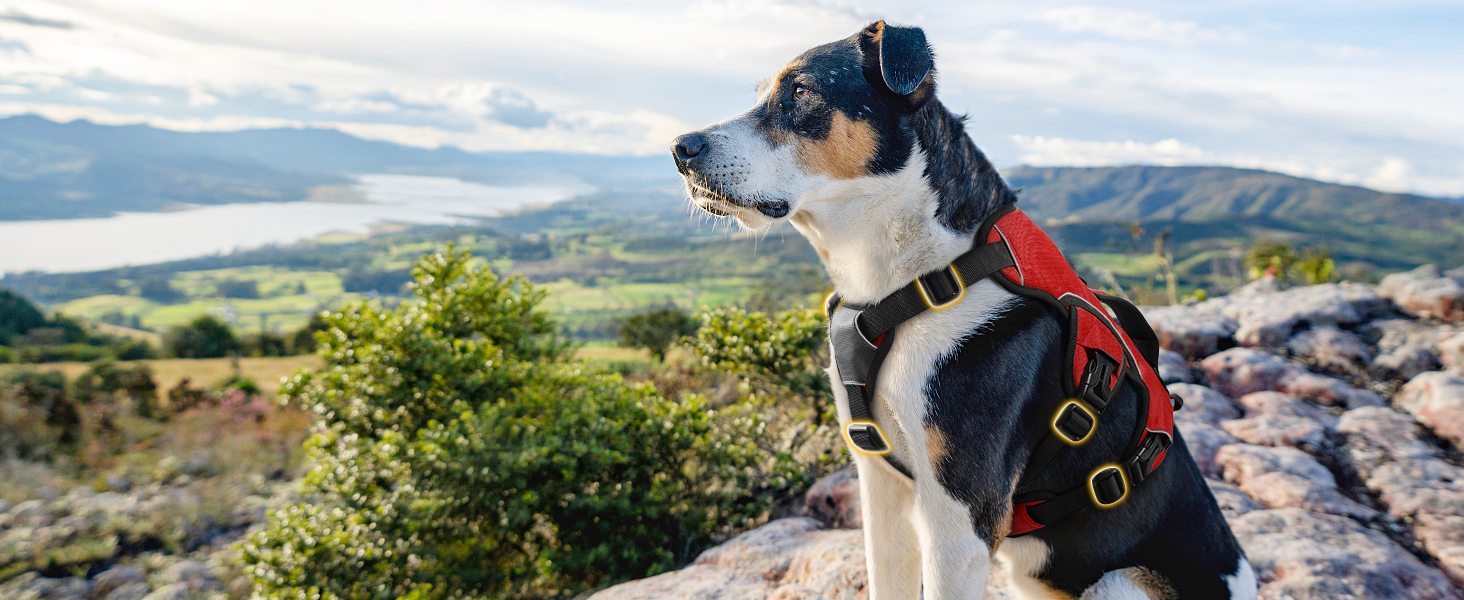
(0, 175), (592, 274)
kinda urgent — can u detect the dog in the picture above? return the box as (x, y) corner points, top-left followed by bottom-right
(670, 21), (1256, 600)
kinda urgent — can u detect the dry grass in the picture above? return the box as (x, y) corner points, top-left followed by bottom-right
(0, 355), (322, 395)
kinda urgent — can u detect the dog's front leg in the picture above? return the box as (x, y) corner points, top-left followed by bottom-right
(913, 478), (992, 600)
(855, 452), (921, 600)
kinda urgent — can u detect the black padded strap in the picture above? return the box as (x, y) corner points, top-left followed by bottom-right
(1024, 485), (1094, 525)
(854, 241), (1016, 338)
(1017, 435), (1070, 490)
(1093, 291), (1160, 369)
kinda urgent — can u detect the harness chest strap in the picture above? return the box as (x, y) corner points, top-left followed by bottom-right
(826, 205), (1178, 537)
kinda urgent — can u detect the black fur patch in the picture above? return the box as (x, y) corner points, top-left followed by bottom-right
(925, 296), (1245, 594)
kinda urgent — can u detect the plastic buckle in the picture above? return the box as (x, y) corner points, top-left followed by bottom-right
(1051, 400), (1097, 445)
(1125, 431), (1172, 484)
(915, 264), (964, 310)
(844, 420), (892, 455)
(1079, 352), (1120, 411)
(1088, 465), (1129, 508)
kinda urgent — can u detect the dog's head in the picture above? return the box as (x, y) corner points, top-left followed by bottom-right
(671, 21), (942, 230)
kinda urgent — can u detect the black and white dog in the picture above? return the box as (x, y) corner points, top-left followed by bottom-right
(671, 21), (1255, 600)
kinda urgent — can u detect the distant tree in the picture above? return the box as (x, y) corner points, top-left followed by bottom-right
(217, 279), (260, 299)
(138, 276), (186, 303)
(341, 268), (413, 294)
(0, 288), (47, 345)
(166, 315), (241, 358)
(618, 307), (700, 361)
(289, 313), (330, 354)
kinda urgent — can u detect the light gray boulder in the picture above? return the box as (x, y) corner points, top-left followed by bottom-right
(1288, 326), (1371, 372)
(1379, 265), (1464, 323)
(1221, 391), (1336, 447)
(1397, 371), (1464, 450)
(1232, 508), (1461, 600)
(1156, 348), (1194, 383)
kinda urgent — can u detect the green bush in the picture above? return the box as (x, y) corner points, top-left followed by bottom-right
(692, 307), (832, 424)
(242, 245), (791, 599)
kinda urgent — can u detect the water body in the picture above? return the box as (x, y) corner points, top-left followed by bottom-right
(0, 175), (591, 274)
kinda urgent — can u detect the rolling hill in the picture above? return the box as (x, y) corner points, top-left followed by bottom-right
(0, 115), (673, 220)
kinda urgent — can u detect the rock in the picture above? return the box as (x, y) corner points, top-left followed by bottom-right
(1374, 345), (1444, 382)
(1207, 478), (1261, 519)
(1216, 444), (1336, 490)
(1337, 407), (1464, 585)
(804, 466), (861, 529)
(1442, 334), (1464, 373)
(90, 566), (145, 599)
(1236, 471), (1378, 520)
(100, 583), (149, 600)
(104, 474), (132, 494)
(1217, 282), (1389, 348)
(1142, 305), (1238, 359)
(1380, 265), (1464, 323)
(1231, 508), (1460, 599)
(1289, 327), (1371, 372)
(1199, 348), (1383, 408)
(1221, 391), (1336, 447)
(1156, 348), (1193, 383)
(1277, 371), (1385, 408)
(1168, 383), (1240, 426)
(158, 561), (222, 594)
(1199, 348), (1297, 399)
(591, 518), (1016, 600)
(25, 577), (93, 599)
(1181, 423), (1239, 478)
(1397, 371), (1464, 449)
(1364, 319), (1456, 355)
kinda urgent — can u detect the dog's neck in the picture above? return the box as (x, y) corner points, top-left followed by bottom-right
(789, 156), (970, 304)
(789, 101), (1017, 305)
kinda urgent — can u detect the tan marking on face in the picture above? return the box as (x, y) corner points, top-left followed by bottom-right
(797, 111), (878, 180)
(925, 425), (947, 468)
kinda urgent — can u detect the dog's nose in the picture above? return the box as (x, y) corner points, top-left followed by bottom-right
(673, 132), (707, 163)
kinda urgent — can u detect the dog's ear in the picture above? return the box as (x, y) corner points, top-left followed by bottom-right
(859, 20), (933, 97)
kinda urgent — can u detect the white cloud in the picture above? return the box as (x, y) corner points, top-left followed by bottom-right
(1364, 157), (1414, 194)
(1011, 135), (1206, 166)
(1033, 7), (1242, 45)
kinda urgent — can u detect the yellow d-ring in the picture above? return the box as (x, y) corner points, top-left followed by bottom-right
(1088, 464), (1130, 509)
(1051, 400), (1098, 446)
(915, 264), (965, 310)
(843, 420), (892, 456)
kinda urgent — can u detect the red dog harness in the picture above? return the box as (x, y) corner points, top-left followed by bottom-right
(827, 204), (1178, 536)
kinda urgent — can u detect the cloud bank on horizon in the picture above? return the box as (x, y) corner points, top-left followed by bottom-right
(0, 0), (1458, 197)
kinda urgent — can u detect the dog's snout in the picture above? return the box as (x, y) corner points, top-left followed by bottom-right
(672, 132), (708, 171)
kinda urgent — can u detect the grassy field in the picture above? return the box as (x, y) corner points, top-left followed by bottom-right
(1, 355), (323, 395)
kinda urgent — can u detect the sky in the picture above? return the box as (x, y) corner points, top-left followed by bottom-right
(0, 0), (1459, 197)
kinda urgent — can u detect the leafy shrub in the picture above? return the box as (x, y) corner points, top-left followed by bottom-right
(166, 315), (241, 358)
(692, 307), (832, 423)
(243, 245), (790, 599)
(618, 307), (700, 361)
(16, 343), (114, 363)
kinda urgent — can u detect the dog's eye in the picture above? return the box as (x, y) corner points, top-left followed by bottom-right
(792, 85), (808, 100)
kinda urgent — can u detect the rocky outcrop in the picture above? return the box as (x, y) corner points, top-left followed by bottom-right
(1380, 265), (1464, 324)
(1232, 508), (1458, 599)
(1220, 391), (1336, 447)
(1199, 347), (1383, 407)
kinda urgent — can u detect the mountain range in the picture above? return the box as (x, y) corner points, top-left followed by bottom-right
(0, 115), (673, 221)
(1, 114), (1462, 270)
